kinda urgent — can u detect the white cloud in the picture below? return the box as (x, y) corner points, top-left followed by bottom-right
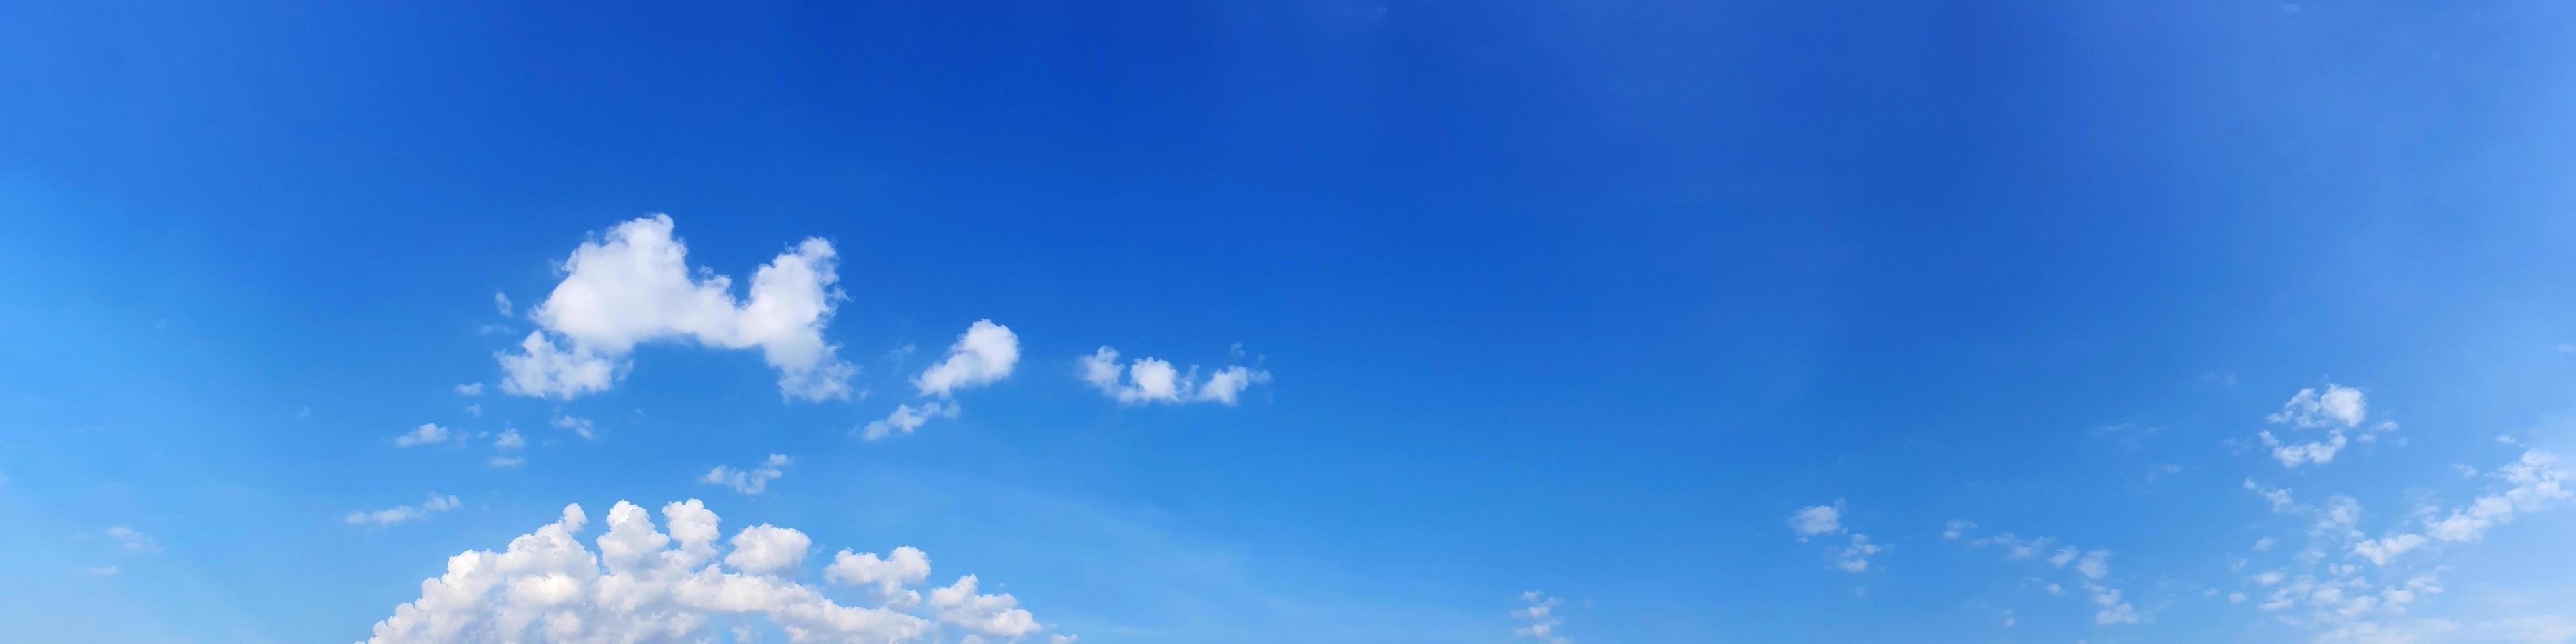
(105, 526), (159, 553)
(915, 320), (1019, 398)
(1788, 501), (1879, 572)
(929, 575), (1040, 639)
(725, 524), (812, 576)
(702, 455), (791, 495)
(1789, 501), (1842, 540)
(497, 332), (618, 399)
(85, 566), (118, 576)
(1077, 346), (1271, 406)
(495, 429), (525, 450)
(496, 215), (856, 401)
(1513, 591), (1569, 644)
(465, 403), (482, 418)
(347, 493), (462, 527)
(494, 292), (513, 317)
(394, 423), (459, 447)
(1942, 520), (1976, 540)
(456, 383), (485, 396)
(827, 546), (932, 597)
(2257, 384), (2394, 468)
(361, 499), (1067, 643)
(552, 415), (595, 440)
(861, 402), (957, 442)
(1948, 522), (2136, 627)
(489, 457), (524, 469)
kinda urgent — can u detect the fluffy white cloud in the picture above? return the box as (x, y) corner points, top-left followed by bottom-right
(1788, 501), (1881, 572)
(361, 499), (1067, 643)
(456, 383), (484, 396)
(826, 546), (931, 597)
(862, 402), (957, 442)
(1789, 502), (1841, 540)
(928, 575), (1040, 639)
(1513, 591), (1569, 644)
(1076, 346), (1272, 406)
(498, 333), (618, 400)
(725, 524), (812, 576)
(2271, 384), (2368, 428)
(496, 215), (856, 401)
(702, 455), (791, 495)
(348, 493), (462, 527)
(395, 423), (459, 448)
(495, 429), (525, 451)
(915, 320), (1019, 398)
(2257, 383), (2395, 468)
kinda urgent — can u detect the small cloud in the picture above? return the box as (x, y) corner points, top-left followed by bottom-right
(494, 428), (525, 450)
(465, 403), (482, 418)
(455, 383), (485, 396)
(494, 292), (513, 317)
(394, 423), (458, 447)
(105, 526), (160, 553)
(1078, 346), (1272, 407)
(2201, 371), (2238, 386)
(860, 402), (957, 441)
(346, 493), (461, 527)
(489, 457), (524, 469)
(702, 455), (791, 494)
(915, 320), (1019, 397)
(86, 566), (118, 576)
(553, 415), (595, 440)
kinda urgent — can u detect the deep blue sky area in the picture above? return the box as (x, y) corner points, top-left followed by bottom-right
(7, 2), (2576, 643)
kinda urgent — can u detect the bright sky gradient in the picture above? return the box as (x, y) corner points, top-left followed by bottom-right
(8, 1), (2576, 643)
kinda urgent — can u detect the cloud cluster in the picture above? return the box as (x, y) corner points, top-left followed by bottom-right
(1513, 591), (1569, 644)
(362, 499), (1069, 643)
(2255, 384), (2395, 468)
(2227, 448), (2571, 640)
(1789, 501), (1883, 573)
(496, 215), (857, 402)
(860, 321), (1019, 441)
(1945, 524), (2137, 625)
(1076, 346), (1270, 406)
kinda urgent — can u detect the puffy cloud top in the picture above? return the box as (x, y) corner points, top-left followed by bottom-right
(497, 215), (856, 401)
(363, 499), (1063, 643)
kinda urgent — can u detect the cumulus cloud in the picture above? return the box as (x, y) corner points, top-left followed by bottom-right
(857, 320), (1017, 441)
(495, 429), (525, 451)
(456, 383), (485, 396)
(2257, 383), (2395, 468)
(395, 423), (459, 448)
(702, 455), (791, 495)
(495, 215), (857, 401)
(348, 493), (462, 527)
(1788, 500), (1881, 572)
(1076, 346), (1272, 406)
(1513, 591), (1569, 644)
(361, 499), (1065, 643)
(862, 402), (957, 442)
(915, 320), (1019, 398)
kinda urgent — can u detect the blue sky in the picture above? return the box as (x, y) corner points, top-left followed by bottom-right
(7, 1), (2576, 642)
